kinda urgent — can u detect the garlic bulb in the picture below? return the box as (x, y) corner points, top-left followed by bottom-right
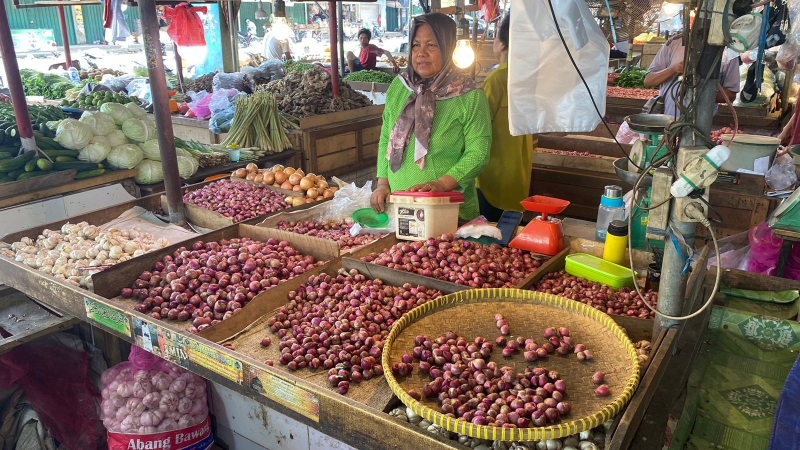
(475, 445), (492, 450)
(426, 423), (449, 438)
(510, 443), (533, 450)
(535, 440), (562, 450)
(592, 430), (605, 444)
(458, 435), (488, 448)
(1, 222), (168, 288)
(418, 419), (431, 429)
(406, 407), (422, 424)
(389, 407), (408, 423)
(578, 442), (599, 450)
(579, 430), (593, 441)
(491, 441), (510, 450)
(563, 436), (579, 448)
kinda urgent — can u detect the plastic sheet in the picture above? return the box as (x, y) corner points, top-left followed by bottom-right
(508, 0), (609, 134)
(101, 74), (136, 93)
(766, 153), (798, 190)
(212, 72), (254, 93)
(456, 216), (502, 240)
(0, 340), (103, 449)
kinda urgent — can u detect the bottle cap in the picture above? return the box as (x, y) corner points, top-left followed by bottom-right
(604, 185), (622, 198)
(607, 220), (628, 236)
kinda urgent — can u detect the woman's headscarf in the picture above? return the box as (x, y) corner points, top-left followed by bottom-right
(388, 13), (480, 172)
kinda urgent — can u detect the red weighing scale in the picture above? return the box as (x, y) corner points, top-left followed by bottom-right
(509, 195), (570, 255)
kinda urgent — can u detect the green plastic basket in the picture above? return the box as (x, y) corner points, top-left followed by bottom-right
(352, 208), (389, 228)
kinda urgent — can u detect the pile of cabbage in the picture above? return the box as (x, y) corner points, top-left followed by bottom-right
(52, 102), (199, 184)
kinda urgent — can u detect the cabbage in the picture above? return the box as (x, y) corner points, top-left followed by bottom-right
(134, 159), (164, 184)
(55, 120), (93, 150)
(140, 139), (161, 160)
(176, 148), (193, 158)
(79, 111), (117, 136)
(107, 144), (143, 169)
(125, 102), (147, 119)
(106, 129), (128, 148)
(78, 136), (112, 163)
(122, 118), (156, 143)
(100, 103), (133, 125)
(177, 156), (198, 178)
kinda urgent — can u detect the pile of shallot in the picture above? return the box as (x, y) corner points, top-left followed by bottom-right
(362, 234), (544, 288)
(531, 271), (657, 319)
(606, 86), (659, 99)
(182, 179), (289, 222)
(275, 218), (383, 250)
(402, 331), (574, 428)
(123, 238), (325, 331)
(264, 270), (442, 395)
(0, 222), (168, 288)
(101, 359), (208, 434)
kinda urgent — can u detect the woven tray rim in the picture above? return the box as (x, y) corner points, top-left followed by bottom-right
(381, 288), (641, 441)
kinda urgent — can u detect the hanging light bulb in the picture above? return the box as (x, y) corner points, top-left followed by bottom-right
(270, 0), (293, 40)
(255, 0), (268, 19)
(452, 40), (475, 69)
(661, 2), (679, 15)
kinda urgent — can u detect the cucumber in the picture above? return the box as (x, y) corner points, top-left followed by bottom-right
(5, 126), (17, 138)
(0, 151), (35, 172)
(0, 152), (13, 160)
(54, 156), (76, 163)
(53, 161), (98, 171)
(37, 158), (53, 170)
(17, 170), (54, 180)
(24, 158), (39, 172)
(41, 149), (78, 158)
(33, 133), (60, 150)
(40, 123), (53, 138)
(74, 168), (105, 179)
(0, 175), (14, 183)
(7, 170), (24, 179)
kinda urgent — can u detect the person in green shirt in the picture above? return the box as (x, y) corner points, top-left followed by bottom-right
(370, 13), (492, 221)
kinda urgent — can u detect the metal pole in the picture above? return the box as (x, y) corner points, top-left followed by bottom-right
(57, 4), (72, 70)
(0, 0), (35, 152)
(337, 1), (345, 78)
(328, 0), (340, 97)
(228, 1), (239, 68)
(654, 4), (719, 337)
(139, 0), (186, 225)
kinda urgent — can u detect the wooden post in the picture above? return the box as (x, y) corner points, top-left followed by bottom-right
(219, 1), (236, 72)
(0, 0), (35, 152)
(57, 4), (72, 70)
(174, 43), (184, 91)
(328, 0), (339, 97)
(139, 0), (186, 225)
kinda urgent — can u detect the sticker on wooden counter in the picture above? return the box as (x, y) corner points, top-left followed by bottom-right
(83, 297), (131, 337)
(185, 340), (244, 384)
(249, 367), (320, 422)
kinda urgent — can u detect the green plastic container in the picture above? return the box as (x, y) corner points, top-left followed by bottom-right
(564, 253), (634, 289)
(352, 208), (389, 228)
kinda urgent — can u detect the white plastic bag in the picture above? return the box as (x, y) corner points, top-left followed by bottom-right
(508, 0), (609, 135)
(766, 153), (798, 190)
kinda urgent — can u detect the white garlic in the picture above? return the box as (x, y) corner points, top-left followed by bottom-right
(578, 442), (598, 450)
(563, 436), (579, 447)
(475, 445), (492, 450)
(535, 440), (561, 450)
(406, 407), (422, 424)
(418, 419), (431, 429)
(579, 430), (593, 441)
(492, 441), (510, 450)
(389, 407), (408, 423)
(426, 423), (449, 438)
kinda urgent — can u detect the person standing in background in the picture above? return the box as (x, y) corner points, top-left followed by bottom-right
(476, 14), (535, 222)
(262, 28), (293, 60)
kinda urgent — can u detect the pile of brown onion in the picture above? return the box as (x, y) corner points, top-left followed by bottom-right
(531, 271), (657, 319)
(264, 271), (442, 395)
(123, 238), (324, 331)
(362, 234), (544, 288)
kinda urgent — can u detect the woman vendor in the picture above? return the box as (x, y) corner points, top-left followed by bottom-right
(476, 14), (535, 222)
(370, 13), (492, 221)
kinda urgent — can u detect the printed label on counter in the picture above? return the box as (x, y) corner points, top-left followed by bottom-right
(249, 367), (320, 421)
(186, 340), (244, 384)
(83, 298), (131, 337)
(397, 206), (423, 237)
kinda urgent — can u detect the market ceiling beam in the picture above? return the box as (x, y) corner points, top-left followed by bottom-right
(139, 0), (186, 225)
(0, 0), (36, 152)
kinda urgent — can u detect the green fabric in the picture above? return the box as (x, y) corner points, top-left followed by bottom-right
(726, 296), (799, 320)
(721, 287), (799, 304)
(670, 307), (800, 450)
(377, 77), (492, 221)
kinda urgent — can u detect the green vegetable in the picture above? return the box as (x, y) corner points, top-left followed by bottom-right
(0, 152), (12, 160)
(0, 151), (36, 172)
(283, 60), (315, 74)
(17, 170), (55, 180)
(343, 70), (395, 84)
(615, 67), (647, 89)
(41, 149), (79, 158)
(54, 161), (99, 171)
(55, 156), (77, 163)
(37, 158), (54, 170)
(24, 158), (39, 172)
(74, 168), (105, 179)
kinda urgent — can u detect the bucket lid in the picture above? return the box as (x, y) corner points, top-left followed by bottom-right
(720, 133), (780, 146)
(391, 190), (465, 203)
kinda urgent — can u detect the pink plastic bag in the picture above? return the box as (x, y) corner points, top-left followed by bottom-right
(746, 222), (783, 274)
(164, 3), (208, 47)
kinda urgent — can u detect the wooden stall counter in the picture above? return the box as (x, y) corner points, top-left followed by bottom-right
(0, 168), (138, 210)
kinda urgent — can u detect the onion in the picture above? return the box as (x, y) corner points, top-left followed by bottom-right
(274, 171), (288, 184)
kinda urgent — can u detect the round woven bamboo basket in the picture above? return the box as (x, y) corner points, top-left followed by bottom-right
(382, 288), (640, 441)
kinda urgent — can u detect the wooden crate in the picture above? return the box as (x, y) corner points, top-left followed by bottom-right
(290, 106), (384, 178)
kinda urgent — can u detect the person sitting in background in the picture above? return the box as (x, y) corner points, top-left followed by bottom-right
(262, 29), (293, 61)
(346, 28), (400, 73)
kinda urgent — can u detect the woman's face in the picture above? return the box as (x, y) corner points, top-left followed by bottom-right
(411, 24), (444, 79)
(492, 37), (506, 59)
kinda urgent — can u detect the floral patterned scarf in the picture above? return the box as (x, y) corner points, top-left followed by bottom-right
(388, 13), (480, 172)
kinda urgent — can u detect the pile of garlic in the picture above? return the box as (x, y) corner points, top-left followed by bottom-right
(1, 222), (169, 288)
(388, 406), (610, 449)
(635, 340), (652, 368)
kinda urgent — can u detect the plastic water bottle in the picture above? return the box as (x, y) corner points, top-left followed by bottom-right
(67, 66), (80, 83)
(595, 185), (626, 242)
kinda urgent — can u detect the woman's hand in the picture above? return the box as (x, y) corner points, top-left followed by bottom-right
(408, 175), (459, 193)
(371, 179), (391, 213)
